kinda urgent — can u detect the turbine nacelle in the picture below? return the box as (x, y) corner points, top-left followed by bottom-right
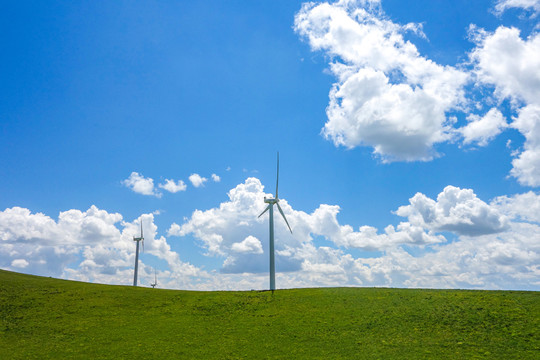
(264, 197), (277, 204)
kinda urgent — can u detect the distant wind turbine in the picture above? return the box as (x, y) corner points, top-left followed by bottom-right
(150, 268), (157, 289)
(133, 220), (144, 286)
(258, 152), (292, 291)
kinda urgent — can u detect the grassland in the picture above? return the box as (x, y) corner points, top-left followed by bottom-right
(0, 269), (538, 359)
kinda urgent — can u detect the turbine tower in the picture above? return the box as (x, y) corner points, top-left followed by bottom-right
(258, 152), (292, 291)
(133, 220), (144, 286)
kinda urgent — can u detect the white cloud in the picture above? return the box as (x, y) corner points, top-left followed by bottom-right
(189, 173), (208, 188)
(510, 105), (540, 186)
(2, 180), (539, 290)
(211, 174), (221, 182)
(167, 223), (181, 237)
(231, 236), (263, 254)
(0, 206), (126, 278)
(492, 190), (540, 222)
(287, 192), (540, 290)
(396, 186), (509, 236)
(294, 1), (468, 162)
(158, 179), (187, 193)
(460, 108), (507, 146)
(0, 206), (205, 289)
(11, 259), (29, 268)
(122, 172), (161, 197)
(294, 1), (540, 185)
(469, 25), (540, 186)
(0, 205), (123, 246)
(469, 26), (540, 106)
(172, 178), (456, 276)
(493, 0), (540, 15)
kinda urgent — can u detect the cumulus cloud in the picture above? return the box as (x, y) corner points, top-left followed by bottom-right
(396, 186), (509, 236)
(469, 26), (540, 186)
(336, 222), (445, 250)
(124, 172), (217, 195)
(460, 108), (507, 146)
(294, 0), (468, 161)
(469, 26), (540, 106)
(189, 173), (208, 188)
(171, 178), (456, 276)
(294, 1), (540, 186)
(493, 0), (540, 15)
(11, 259), (29, 268)
(122, 172), (161, 197)
(0, 206), (204, 289)
(231, 236), (263, 254)
(510, 105), (540, 186)
(278, 188), (540, 290)
(158, 179), (187, 193)
(1, 180), (539, 290)
(492, 190), (540, 222)
(0, 205), (122, 246)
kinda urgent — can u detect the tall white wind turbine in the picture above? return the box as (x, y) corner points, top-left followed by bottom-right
(258, 153), (292, 291)
(133, 220), (144, 286)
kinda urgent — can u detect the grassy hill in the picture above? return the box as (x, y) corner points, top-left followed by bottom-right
(0, 269), (538, 359)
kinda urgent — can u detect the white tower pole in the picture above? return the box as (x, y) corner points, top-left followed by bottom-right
(269, 202), (275, 291)
(133, 221), (143, 287)
(133, 239), (140, 286)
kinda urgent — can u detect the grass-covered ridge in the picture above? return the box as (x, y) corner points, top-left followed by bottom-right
(0, 269), (538, 359)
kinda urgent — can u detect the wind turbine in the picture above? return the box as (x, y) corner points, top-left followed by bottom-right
(258, 152), (292, 291)
(150, 268), (157, 289)
(133, 220), (144, 286)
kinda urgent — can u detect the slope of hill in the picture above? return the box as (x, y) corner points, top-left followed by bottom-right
(0, 269), (538, 359)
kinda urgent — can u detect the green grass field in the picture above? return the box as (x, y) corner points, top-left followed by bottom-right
(0, 269), (538, 359)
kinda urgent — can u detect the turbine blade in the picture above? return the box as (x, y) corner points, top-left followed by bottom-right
(275, 152), (279, 199)
(276, 202), (292, 233)
(140, 220), (143, 238)
(258, 204), (271, 218)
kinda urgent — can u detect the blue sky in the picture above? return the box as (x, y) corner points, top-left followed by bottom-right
(1, 0), (539, 290)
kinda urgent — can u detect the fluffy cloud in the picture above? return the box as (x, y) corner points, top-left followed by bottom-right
(460, 108), (507, 146)
(11, 259), (29, 268)
(295, 1), (540, 186)
(494, 0), (540, 15)
(158, 179), (187, 193)
(124, 172), (218, 195)
(396, 186), (509, 236)
(469, 26), (540, 106)
(171, 178), (468, 277)
(170, 178), (274, 273)
(1, 181), (539, 290)
(294, 0), (468, 161)
(122, 172), (161, 197)
(0, 205), (122, 246)
(492, 190), (540, 222)
(0, 206), (204, 289)
(510, 105), (540, 186)
(231, 236), (263, 254)
(469, 26), (540, 186)
(281, 189), (539, 290)
(189, 173), (208, 188)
